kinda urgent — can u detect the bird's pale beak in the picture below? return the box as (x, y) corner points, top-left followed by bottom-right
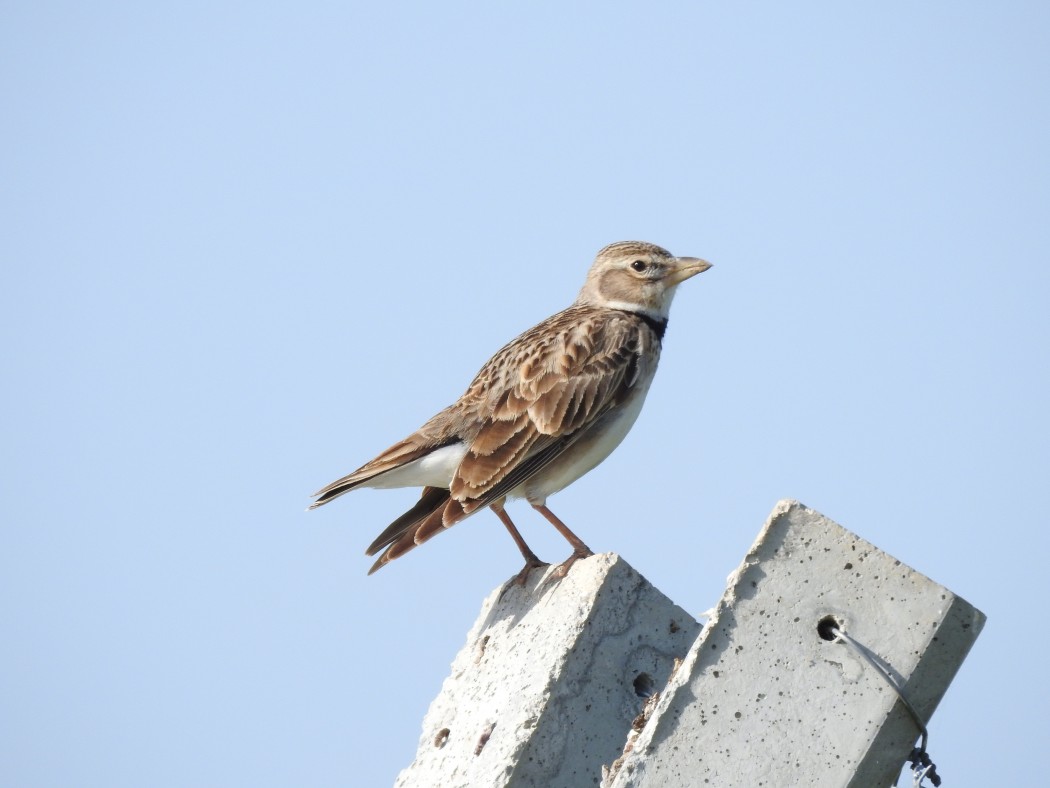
(668, 257), (713, 285)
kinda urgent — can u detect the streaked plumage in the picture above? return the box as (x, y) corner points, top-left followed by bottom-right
(310, 241), (711, 579)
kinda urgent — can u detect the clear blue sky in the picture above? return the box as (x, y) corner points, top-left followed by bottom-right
(2, 3), (1046, 785)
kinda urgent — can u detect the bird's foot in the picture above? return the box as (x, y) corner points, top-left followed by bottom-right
(510, 556), (551, 587)
(553, 546), (594, 578)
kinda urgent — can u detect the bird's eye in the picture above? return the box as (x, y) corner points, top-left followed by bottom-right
(630, 260), (647, 272)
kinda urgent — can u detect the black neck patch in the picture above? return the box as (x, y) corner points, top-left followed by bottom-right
(636, 312), (668, 340)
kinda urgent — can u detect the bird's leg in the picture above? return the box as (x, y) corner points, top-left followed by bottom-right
(532, 503), (594, 577)
(491, 500), (548, 585)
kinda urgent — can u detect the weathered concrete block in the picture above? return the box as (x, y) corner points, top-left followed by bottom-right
(605, 500), (986, 788)
(394, 553), (701, 788)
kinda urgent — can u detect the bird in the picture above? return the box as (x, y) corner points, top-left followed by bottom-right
(310, 241), (712, 582)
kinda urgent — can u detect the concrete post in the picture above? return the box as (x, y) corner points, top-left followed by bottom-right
(394, 553), (702, 788)
(604, 500), (986, 787)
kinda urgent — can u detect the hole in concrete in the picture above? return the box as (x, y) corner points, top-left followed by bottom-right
(473, 722), (495, 756)
(433, 728), (450, 748)
(817, 615), (841, 641)
(474, 635), (490, 665)
(633, 672), (655, 698)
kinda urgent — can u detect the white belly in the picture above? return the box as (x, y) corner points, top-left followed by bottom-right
(518, 381), (651, 505)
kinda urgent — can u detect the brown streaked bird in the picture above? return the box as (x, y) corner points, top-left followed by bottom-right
(310, 241), (712, 581)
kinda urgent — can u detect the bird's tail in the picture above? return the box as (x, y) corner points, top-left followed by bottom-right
(365, 487), (470, 574)
(309, 438), (434, 509)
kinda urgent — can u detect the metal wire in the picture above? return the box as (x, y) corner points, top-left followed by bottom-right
(830, 626), (941, 787)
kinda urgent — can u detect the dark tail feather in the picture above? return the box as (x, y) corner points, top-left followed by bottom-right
(309, 479), (360, 509)
(366, 489), (471, 575)
(366, 486), (448, 556)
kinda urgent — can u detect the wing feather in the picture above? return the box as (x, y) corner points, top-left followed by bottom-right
(447, 309), (655, 512)
(454, 417), (538, 493)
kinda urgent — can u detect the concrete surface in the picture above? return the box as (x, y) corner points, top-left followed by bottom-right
(604, 500), (986, 788)
(393, 553), (701, 788)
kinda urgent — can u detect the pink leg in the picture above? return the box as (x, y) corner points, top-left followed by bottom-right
(491, 501), (548, 585)
(532, 503), (594, 577)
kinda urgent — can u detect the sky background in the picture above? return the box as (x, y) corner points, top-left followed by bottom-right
(2, 2), (1047, 785)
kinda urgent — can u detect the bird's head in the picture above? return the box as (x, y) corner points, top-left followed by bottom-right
(576, 240), (712, 320)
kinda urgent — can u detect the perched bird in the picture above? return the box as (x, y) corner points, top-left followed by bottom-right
(310, 241), (711, 581)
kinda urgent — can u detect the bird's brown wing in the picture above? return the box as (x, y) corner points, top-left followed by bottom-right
(449, 308), (652, 503)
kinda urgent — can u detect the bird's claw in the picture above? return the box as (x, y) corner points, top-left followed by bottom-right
(511, 557), (550, 586)
(553, 547), (594, 578)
